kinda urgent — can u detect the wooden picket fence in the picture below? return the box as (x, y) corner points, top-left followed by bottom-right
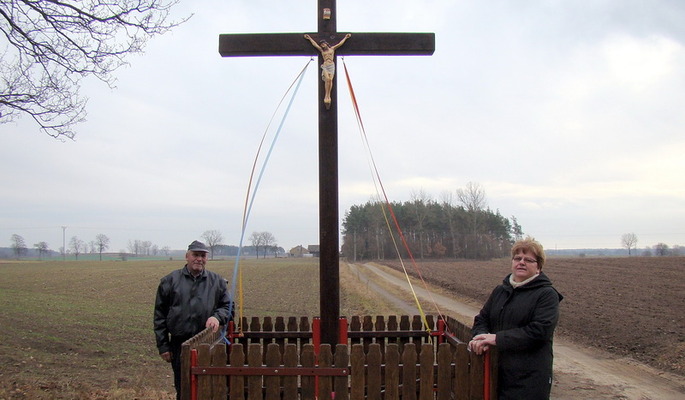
(180, 315), (497, 400)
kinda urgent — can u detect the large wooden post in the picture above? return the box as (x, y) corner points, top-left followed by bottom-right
(317, 0), (340, 348)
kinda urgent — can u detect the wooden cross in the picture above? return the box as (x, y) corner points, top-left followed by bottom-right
(219, 0), (434, 345)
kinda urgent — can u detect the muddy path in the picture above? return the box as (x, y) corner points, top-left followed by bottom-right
(347, 262), (685, 400)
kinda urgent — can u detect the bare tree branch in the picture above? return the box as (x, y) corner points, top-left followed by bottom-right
(0, 0), (188, 139)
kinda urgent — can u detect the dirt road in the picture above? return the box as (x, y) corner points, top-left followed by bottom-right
(348, 262), (685, 400)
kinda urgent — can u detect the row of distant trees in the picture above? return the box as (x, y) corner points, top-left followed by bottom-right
(5, 229), (282, 261)
(126, 239), (171, 258)
(7, 225), (679, 261)
(200, 229), (280, 259)
(8, 233), (174, 261)
(620, 233), (682, 256)
(647, 243), (683, 256)
(9, 233), (112, 260)
(341, 183), (519, 261)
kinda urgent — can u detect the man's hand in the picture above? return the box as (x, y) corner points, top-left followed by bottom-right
(160, 351), (172, 363)
(206, 316), (220, 332)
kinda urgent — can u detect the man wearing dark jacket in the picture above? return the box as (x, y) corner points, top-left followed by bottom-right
(154, 240), (232, 399)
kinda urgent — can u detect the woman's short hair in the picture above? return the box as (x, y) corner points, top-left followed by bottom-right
(511, 237), (546, 270)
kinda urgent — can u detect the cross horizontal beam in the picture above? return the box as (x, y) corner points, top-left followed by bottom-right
(219, 32), (435, 57)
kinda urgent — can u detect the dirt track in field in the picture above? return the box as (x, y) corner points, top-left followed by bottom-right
(347, 259), (685, 400)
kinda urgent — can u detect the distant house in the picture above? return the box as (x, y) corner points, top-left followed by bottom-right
(288, 245), (320, 257)
(289, 245), (309, 257)
(307, 245), (320, 257)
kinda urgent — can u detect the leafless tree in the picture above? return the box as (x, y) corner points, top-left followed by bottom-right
(456, 181), (487, 213)
(95, 233), (110, 261)
(141, 240), (152, 256)
(69, 236), (84, 260)
(34, 241), (49, 259)
(0, 0), (188, 139)
(260, 231), (277, 258)
(249, 231), (265, 258)
(10, 234), (27, 258)
(201, 230), (223, 260)
(127, 239), (141, 256)
(456, 181), (487, 249)
(620, 233), (638, 256)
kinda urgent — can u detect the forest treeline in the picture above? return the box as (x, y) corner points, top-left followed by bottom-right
(341, 187), (521, 260)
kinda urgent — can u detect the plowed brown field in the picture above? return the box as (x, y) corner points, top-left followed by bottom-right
(379, 256), (685, 376)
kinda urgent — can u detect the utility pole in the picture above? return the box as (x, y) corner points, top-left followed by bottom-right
(62, 226), (66, 261)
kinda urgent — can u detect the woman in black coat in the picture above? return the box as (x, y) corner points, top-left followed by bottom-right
(469, 238), (563, 399)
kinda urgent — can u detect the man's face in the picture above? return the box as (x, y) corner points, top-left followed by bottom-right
(185, 251), (208, 275)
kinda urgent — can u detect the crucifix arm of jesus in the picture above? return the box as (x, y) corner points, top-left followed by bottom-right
(304, 33), (351, 108)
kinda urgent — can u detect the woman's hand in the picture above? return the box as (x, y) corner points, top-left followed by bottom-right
(468, 333), (496, 355)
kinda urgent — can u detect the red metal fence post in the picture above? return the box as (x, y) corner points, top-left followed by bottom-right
(437, 318), (445, 344)
(190, 349), (198, 400)
(338, 317), (348, 344)
(313, 317), (321, 354)
(484, 350), (491, 400)
(313, 317), (321, 396)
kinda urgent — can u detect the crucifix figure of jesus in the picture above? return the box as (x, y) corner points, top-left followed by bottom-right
(219, 0), (434, 346)
(304, 33), (351, 108)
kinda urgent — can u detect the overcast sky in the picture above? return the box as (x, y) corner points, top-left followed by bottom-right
(2, 0), (685, 253)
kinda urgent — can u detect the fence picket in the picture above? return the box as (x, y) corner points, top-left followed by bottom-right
(362, 316), (374, 353)
(334, 344), (350, 400)
(318, 344), (333, 400)
(283, 344), (298, 399)
(301, 344), (316, 400)
(197, 343), (212, 399)
(419, 343), (434, 400)
(367, 343), (382, 400)
(247, 343), (262, 400)
(402, 342), (417, 400)
(454, 342), (470, 400)
(470, 350), (484, 400)
(350, 344), (365, 400)
(229, 343), (245, 400)
(375, 316), (387, 356)
(385, 343), (400, 400)
(265, 343), (280, 400)
(436, 343), (452, 400)
(211, 343), (227, 399)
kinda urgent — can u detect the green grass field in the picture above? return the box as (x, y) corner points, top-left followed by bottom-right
(0, 258), (398, 399)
